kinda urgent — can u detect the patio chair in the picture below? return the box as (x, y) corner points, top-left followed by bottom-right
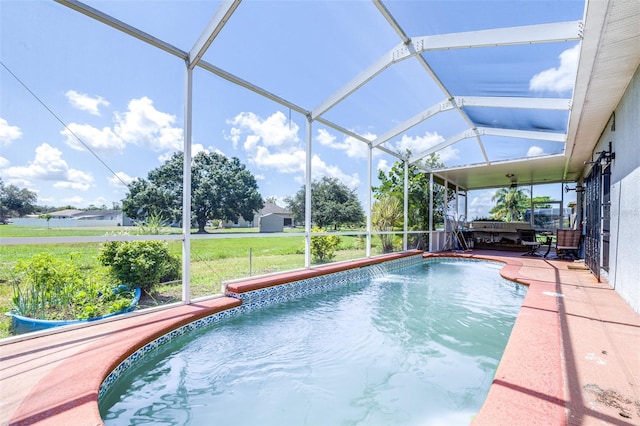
(517, 228), (541, 256)
(556, 229), (581, 259)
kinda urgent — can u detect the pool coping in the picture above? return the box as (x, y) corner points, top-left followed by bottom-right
(1, 250), (638, 425)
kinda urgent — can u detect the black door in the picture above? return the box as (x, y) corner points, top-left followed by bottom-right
(584, 159), (611, 281)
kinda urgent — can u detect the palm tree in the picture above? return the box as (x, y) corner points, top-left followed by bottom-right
(490, 187), (530, 221)
(372, 196), (402, 253)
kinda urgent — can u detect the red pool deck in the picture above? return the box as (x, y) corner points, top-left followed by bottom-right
(1, 251), (638, 425)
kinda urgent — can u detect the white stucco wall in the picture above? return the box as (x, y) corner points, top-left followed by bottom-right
(12, 218), (123, 227)
(259, 214), (284, 233)
(601, 64), (640, 313)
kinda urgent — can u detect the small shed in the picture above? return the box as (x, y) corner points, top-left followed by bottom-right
(259, 213), (284, 233)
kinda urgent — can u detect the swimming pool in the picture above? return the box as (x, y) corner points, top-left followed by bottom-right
(99, 259), (526, 425)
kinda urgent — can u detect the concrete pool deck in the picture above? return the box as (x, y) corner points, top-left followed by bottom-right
(0, 250), (638, 425)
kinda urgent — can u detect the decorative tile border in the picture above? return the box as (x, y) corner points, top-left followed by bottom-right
(226, 254), (424, 309)
(423, 256), (505, 268)
(98, 305), (244, 399)
(98, 253), (458, 400)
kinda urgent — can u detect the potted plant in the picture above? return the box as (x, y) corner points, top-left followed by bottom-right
(6, 253), (140, 335)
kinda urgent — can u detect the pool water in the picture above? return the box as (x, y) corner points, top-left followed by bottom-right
(100, 260), (526, 425)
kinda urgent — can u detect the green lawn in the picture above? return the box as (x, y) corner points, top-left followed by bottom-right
(0, 225), (378, 339)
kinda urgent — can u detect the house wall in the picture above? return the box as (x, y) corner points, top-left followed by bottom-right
(598, 64), (640, 313)
(259, 214), (284, 233)
(12, 218), (123, 227)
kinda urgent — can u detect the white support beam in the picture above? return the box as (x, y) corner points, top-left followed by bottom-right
(477, 127), (567, 142)
(428, 173), (434, 252)
(411, 129), (477, 164)
(55, 0), (187, 60)
(475, 133), (490, 165)
(311, 49), (402, 119)
(372, 99), (455, 147)
(366, 145), (372, 257)
(188, 0), (242, 69)
(182, 67), (193, 304)
(412, 20), (582, 52)
(373, 0), (410, 44)
(454, 96), (572, 110)
(197, 59), (309, 116)
(403, 160), (409, 251)
(410, 126), (566, 164)
(371, 96), (569, 149)
(304, 118), (313, 268)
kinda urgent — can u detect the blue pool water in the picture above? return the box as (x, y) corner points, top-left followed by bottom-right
(100, 260), (526, 425)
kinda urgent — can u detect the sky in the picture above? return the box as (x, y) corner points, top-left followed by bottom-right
(0, 0), (584, 220)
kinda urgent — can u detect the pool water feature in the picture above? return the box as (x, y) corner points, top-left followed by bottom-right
(100, 259), (526, 425)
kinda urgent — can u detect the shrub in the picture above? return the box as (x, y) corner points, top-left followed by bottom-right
(10, 253), (136, 320)
(99, 240), (180, 292)
(310, 226), (341, 263)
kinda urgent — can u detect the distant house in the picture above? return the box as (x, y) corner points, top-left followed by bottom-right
(253, 203), (293, 228)
(219, 216), (254, 228)
(220, 202), (293, 229)
(73, 209), (124, 221)
(49, 209), (83, 219)
(258, 213), (283, 233)
(13, 209), (133, 227)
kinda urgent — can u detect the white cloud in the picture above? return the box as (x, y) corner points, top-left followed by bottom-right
(376, 159), (391, 174)
(158, 144), (210, 164)
(192, 144), (207, 157)
(53, 177), (92, 191)
(114, 97), (183, 151)
(65, 90), (110, 116)
(0, 118), (22, 146)
(529, 44), (580, 93)
(0, 156), (9, 168)
(316, 128), (374, 159)
(108, 171), (134, 188)
(1, 143), (93, 191)
(527, 146), (545, 157)
(227, 111), (299, 150)
(61, 123), (125, 155)
(395, 131), (459, 163)
(86, 196), (109, 207)
(228, 111), (359, 188)
(60, 195), (85, 206)
(468, 189), (497, 220)
(227, 111), (302, 169)
(253, 145), (306, 173)
(311, 154), (360, 189)
(60, 96), (183, 157)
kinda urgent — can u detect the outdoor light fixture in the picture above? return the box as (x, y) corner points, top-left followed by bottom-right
(505, 173), (517, 188)
(584, 141), (615, 167)
(565, 184), (584, 193)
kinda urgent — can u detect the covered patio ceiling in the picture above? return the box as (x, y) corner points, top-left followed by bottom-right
(57, 0), (640, 192)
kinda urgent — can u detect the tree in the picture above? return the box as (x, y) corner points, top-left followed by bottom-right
(310, 226), (341, 263)
(531, 196), (552, 208)
(122, 152), (263, 233)
(372, 195), (402, 253)
(285, 176), (365, 230)
(0, 178), (37, 219)
(490, 187), (530, 221)
(39, 213), (52, 229)
(373, 153), (451, 249)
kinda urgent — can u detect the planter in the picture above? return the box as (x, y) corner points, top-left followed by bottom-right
(6, 287), (141, 335)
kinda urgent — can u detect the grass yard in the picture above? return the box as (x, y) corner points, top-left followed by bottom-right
(0, 225), (379, 339)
